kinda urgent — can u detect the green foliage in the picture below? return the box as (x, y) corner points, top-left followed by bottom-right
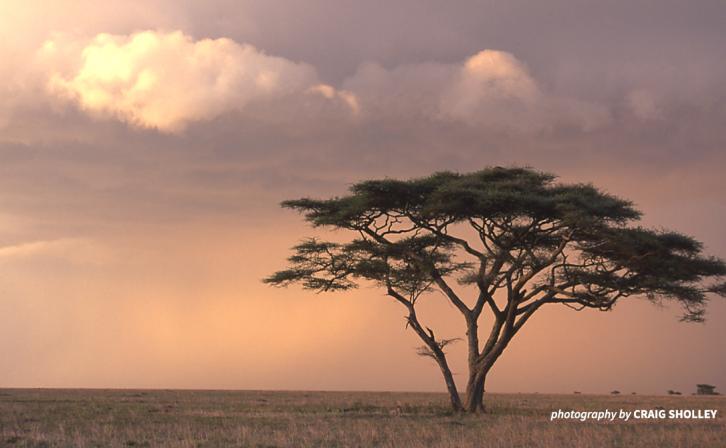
(268, 167), (725, 322)
(282, 167), (639, 228)
(264, 235), (470, 298)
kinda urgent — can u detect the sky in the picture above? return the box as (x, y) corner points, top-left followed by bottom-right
(1, 0), (725, 394)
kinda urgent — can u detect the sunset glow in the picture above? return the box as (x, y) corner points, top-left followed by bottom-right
(1, 0), (724, 397)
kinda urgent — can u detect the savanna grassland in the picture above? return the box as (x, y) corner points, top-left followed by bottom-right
(0, 389), (723, 447)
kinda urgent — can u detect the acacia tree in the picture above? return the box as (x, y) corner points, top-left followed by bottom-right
(265, 167), (726, 413)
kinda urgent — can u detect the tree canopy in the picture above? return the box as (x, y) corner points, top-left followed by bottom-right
(265, 167), (726, 412)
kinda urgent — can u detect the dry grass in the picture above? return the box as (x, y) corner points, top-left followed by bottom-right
(0, 389), (723, 447)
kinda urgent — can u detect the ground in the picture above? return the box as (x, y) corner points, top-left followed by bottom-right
(0, 389), (723, 447)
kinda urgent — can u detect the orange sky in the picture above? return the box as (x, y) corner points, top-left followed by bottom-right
(1, 0), (725, 395)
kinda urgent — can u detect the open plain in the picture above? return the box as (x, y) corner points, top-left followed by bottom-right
(0, 389), (723, 447)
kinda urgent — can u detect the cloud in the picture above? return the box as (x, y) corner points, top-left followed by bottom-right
(344, 49), (609, 132)
(308, 84), (360, 114)
(40, 31), (327, 132)
(25, 37), (611, 135)
(0, 21), (717, 139)
(441, 50), (539, 116)
(438, 50), (611, 131)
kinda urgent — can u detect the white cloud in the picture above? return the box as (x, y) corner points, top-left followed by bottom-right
(0, 3), (721, 140)
(308, 84), (360, 114)
(439, 50), (611, 131)
(40, 31), (326, 132)
(344, 49), (610, 133)
(441, 51), (539, 113)
(1, 26), (676, 137)
(439, 50), (543, 131)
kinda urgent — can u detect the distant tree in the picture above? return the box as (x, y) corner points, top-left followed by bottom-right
(265, 167), (726, 413)
(696, 384), (718, 395)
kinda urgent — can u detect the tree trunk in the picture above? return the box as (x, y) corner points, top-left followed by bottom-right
(465, 334), (511, 413)
(464, 370), (487, 413)
(462, 314), (485, 412)
(404, 308), (464, 412)
(437, 360), (464, 412)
